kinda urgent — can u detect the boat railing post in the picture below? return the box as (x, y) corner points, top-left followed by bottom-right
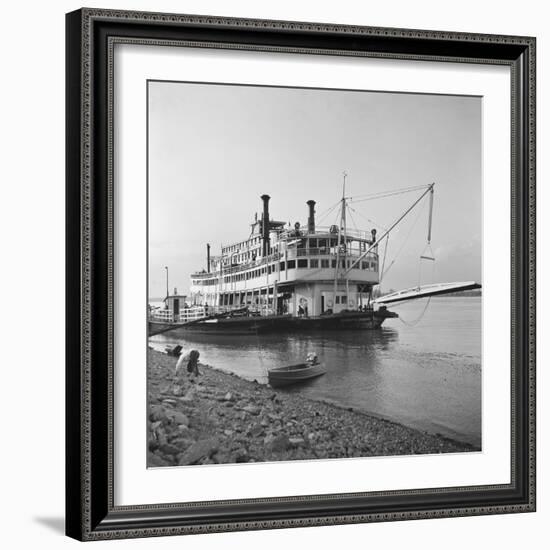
(284, 248), (288, 281)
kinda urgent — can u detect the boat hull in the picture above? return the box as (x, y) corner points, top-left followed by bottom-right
(268, 363), (326, 388)
(149, 309), (397, 336)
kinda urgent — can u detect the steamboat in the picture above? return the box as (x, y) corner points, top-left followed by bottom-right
(149, 181), (480, 335)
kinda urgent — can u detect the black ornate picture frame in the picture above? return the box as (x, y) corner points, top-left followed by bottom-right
(66, 8), (536, 541)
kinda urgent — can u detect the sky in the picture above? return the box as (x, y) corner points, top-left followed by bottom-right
(148, 81), (481, 299)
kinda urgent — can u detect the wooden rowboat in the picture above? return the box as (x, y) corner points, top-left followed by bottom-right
(268, 363), (326, 388)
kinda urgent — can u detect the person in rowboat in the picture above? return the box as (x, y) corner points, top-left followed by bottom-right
(306, 352), (319, 366)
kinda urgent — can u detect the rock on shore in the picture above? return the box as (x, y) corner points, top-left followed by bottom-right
(147, 348), (476, 467)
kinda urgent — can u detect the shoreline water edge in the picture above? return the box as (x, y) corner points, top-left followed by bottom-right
(147, 348), (478, 467)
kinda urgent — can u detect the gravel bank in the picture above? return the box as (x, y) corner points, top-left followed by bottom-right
(147, 348), (477, 467)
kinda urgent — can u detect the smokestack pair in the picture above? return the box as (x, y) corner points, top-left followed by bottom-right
(260, 195), (316, 254)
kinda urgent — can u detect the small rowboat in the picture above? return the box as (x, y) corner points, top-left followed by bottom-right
(268, 363), (326, 388)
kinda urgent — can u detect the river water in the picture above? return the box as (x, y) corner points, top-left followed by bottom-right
(149, 297), (482, 447)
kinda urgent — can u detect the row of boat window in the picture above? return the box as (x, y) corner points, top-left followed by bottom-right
(220, 238), (373, 266)
(280, 258), (377, 271)
(193, 259), (378, 286)
(222, 235), (262, 256)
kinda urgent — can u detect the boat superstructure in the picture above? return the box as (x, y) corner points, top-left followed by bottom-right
(189, 193), (382, 319)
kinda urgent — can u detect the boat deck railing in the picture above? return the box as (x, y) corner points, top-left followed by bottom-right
(278, 225), (374, 241)
(191, 249), (378, 279)
(150, 307), (207, 323)
(149, 304), (385, 324)
(149, 304), (277, 323)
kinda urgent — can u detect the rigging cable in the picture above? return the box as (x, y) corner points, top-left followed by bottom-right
(417, 184), (436, 288)
(348, 183), (428, 200)
(397, 297), (432, 327)
(380, 198), (428, 281)
(379, 234), (390, 284)
(346, 205), (360, 233)
(347, 184), (430, 204)
(347, 205), (389, 232)
(316, 201), (341, 225)
(397, 185), (436, 327)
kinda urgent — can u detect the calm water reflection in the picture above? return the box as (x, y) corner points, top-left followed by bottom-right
(149, 297), (481, 447)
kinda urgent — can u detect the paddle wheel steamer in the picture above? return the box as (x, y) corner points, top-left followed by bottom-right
(149, 181), (479, 335)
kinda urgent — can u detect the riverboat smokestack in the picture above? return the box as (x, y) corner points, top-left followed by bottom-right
(261, 194), (270, 256)
(206, 243), (211, 273)
(307, 200), (316, 233)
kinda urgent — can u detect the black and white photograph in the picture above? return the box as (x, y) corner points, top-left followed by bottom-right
(0, 0), (542, 545)
(146, 81), (482, 467)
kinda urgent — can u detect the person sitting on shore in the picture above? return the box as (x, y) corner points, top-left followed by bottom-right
(175, 349), (201, 382)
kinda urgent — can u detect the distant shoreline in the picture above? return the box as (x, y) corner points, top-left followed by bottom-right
(406, 293), (481, 298)
(378, 290), (482, 298)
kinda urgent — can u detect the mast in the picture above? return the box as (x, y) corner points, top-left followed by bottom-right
(343, 174), (350, 304)
(332, 172), (347, 311)
(164, 266), (169, 300)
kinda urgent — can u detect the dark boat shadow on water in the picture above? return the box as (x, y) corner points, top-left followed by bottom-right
(149, 327), (400, 393)
(150, 326), (400, 352)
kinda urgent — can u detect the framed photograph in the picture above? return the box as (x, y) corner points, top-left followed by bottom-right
(66, 8), (536, 541)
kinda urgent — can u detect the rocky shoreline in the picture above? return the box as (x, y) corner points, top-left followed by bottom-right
(147, 348), (477, 467)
